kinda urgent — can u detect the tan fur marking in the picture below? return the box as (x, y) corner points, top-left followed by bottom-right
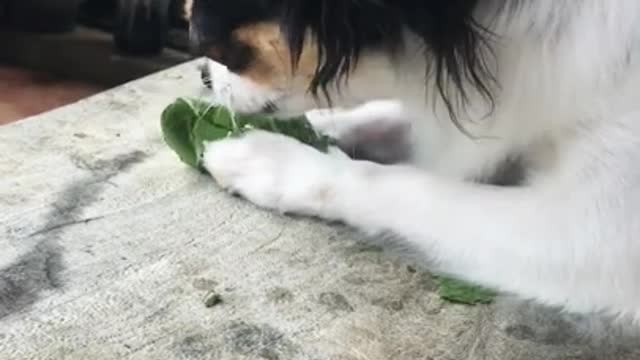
(232, 22), (318, 89)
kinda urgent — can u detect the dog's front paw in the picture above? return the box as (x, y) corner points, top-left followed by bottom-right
(202, 130), (347, 217)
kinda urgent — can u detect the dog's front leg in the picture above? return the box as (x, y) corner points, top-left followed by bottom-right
(202, 121), (640, 317)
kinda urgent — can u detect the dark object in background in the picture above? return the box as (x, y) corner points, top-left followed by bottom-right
(2, 0), (80, 33)
(0, 0), (190, 89)
(114, 0), (172, 56)
(1, 0), (189, 54)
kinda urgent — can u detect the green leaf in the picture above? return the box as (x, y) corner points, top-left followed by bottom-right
(208, 105), (236, 132)
(160, 98), (200, 168)
(434, 275), (497, 305)
(161, 97), (337, 169)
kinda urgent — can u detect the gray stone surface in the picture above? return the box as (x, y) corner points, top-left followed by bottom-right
(1, 61), (640, 359)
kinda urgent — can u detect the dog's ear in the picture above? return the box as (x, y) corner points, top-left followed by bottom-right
(281, 0), (404, 100)
(403, 0), (496, 126)
(281, 0), (496, 131)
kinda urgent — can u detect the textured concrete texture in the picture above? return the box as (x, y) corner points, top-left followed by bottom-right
(1, 60), (640, 360)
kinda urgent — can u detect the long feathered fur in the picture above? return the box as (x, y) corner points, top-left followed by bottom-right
(281, 0), (497, 132)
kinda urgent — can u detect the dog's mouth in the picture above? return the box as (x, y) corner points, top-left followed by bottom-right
(261, 101), (278, 113)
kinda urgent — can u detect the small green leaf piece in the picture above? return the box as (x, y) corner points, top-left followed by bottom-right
(434, 275), (497, 305)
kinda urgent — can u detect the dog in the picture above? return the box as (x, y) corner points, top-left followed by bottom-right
(184, 0), (640, 321)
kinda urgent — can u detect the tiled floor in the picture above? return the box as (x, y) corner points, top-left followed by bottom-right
(0, 65), (104, 125)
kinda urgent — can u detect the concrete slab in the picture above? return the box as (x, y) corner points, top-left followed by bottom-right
(1, 60), (639, 359)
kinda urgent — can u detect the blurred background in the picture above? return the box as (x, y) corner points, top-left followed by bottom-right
(0, 0), (192, 125)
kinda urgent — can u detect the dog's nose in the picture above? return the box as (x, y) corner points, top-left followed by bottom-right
(198, 61), (213, 89)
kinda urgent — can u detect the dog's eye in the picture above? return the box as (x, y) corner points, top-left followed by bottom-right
(198, 39), (254, 74)
(217, 41), (254, 73)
